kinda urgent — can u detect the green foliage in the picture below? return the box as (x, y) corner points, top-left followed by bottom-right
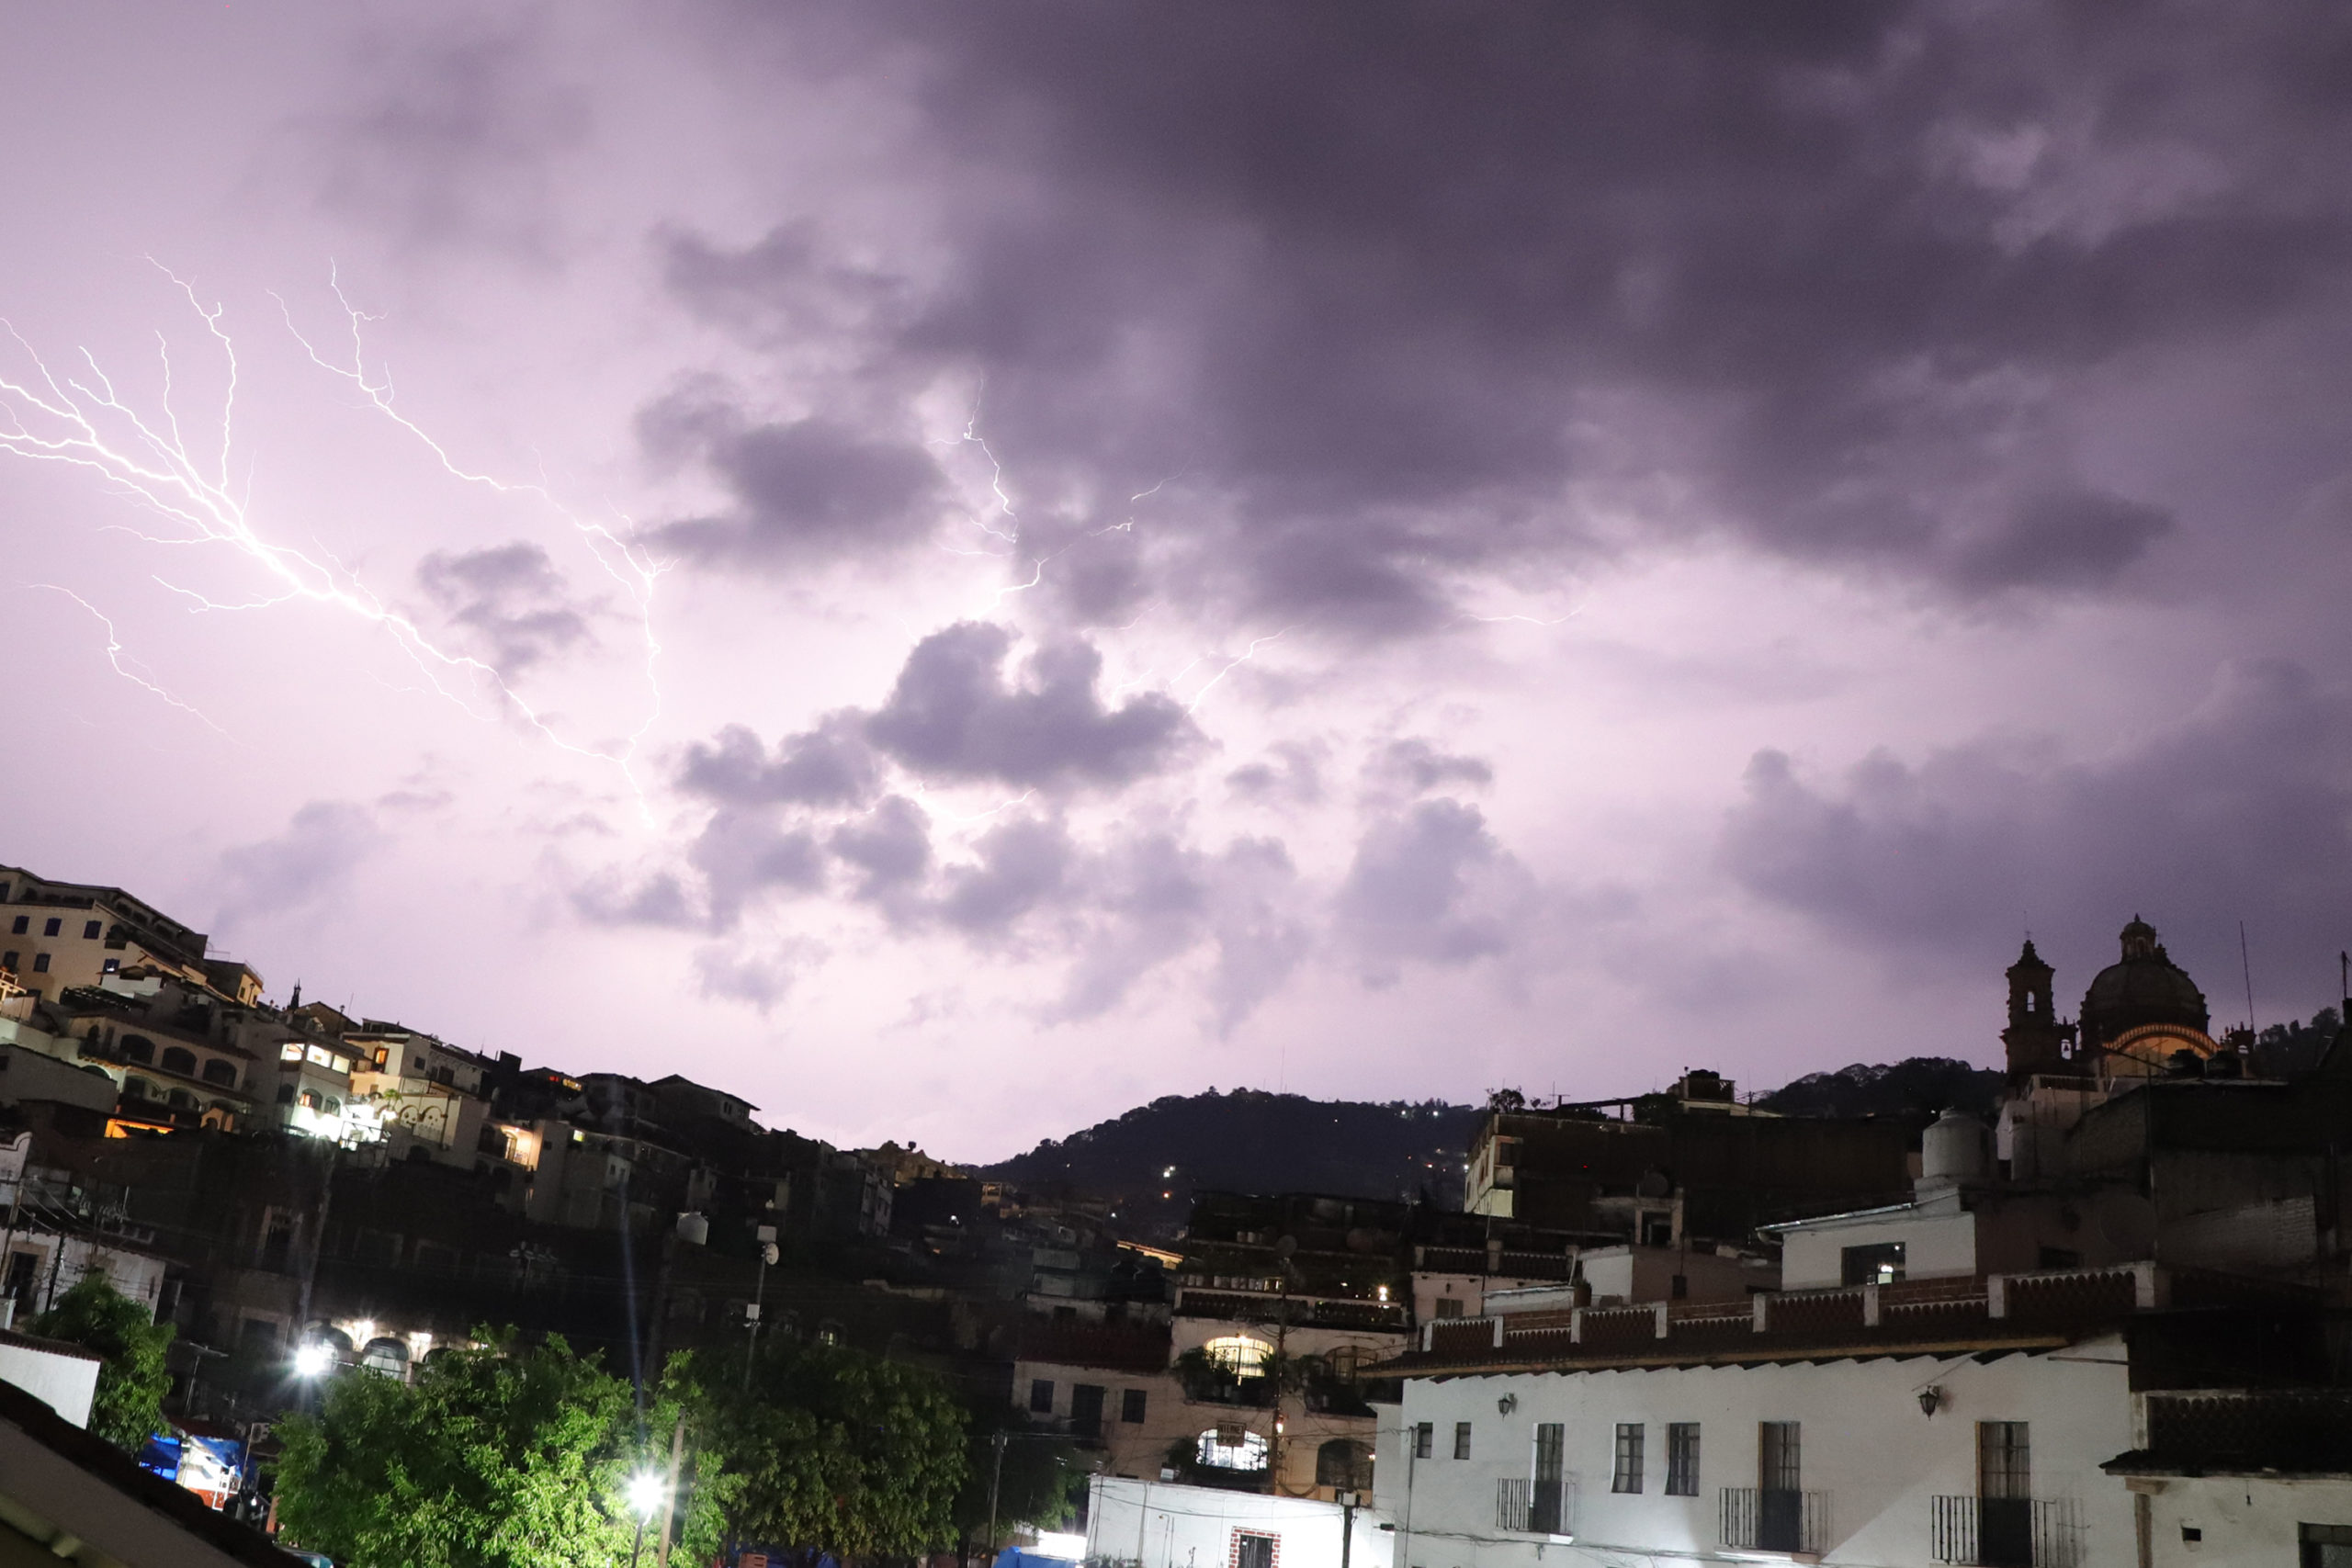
(675, 1337), (969, 1556)
(276, 1334), (735, 1568)
(31, 1272), (174, 1451)
(955, 1409), (1084, 1543)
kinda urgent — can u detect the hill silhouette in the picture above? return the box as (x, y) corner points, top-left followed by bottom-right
(978, 1089), (1477, 1232)
(975, 1057), (2017, 1229)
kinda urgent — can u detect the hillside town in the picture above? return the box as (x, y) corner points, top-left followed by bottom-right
(0, 860), (2341, 1565)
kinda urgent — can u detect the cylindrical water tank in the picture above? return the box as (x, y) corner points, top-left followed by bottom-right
(1919, 1108), (1992, 1186)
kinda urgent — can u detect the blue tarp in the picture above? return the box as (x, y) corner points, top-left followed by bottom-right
(995, 1550), (1080, 1568)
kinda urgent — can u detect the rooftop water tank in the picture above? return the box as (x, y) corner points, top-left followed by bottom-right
(1919, 1108), (1992, 1189)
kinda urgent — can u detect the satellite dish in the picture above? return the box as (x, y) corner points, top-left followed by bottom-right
(1273, 1235), (1299, 1259)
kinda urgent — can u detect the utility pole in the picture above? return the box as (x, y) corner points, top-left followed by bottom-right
(1338, 1490), (1359, 1568)
(743, 1224), (776, 1390)
(655, 1413), (685, 1568)
(985, 1430), (1008, 1561)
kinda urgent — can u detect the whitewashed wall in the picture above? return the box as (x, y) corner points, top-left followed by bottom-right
(1380, 1337), (2137, 1568)
(2138, 1475), (2352, 1567)
(1088, 1476), (1392, 1568)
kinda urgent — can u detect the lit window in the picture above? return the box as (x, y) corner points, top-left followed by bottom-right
(281, 1043), (305, 1062)
(1203, 1335), (1273, 1377)
(1196, 1428), (1269, 1471)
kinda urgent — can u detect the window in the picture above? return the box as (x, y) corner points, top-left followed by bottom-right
(100, 958), (119, 975)
(1453, 1421), (1473, 1461)
(1434, 1297), (1465, 1318)
(1612, 1424), (1645, 1493)
(2302, 1523), (2352, 1568)
(28, 954), (47, 974)
(0, 953), (14, 972)
(161, 1046), (198, 1077)
(1029, 1378), (1055, 1413)
(80, 920), (99, 940)
(1317, 1438), (1373, 1491)
(1198, 1428), (1269, 1472)
(1233, 1531), (1277, 1568)
(1760, 1422), (1801, 1491)
(123, 1076), (154, 1099)
(1122, 1388), (1148, 1424)
(1532, 1423), (1566, 1534)
(6, 918), (23, 935)
(40, 919), (60, 938)
(1840, 1242), (1905, 1286)
(1413, 1422), (1433, 1460)
(1204, 1335), (1273, 1377)
(1666, 1423), (1700, 1495)
(281, 1042), (304, 1062)
(1071, 1383), (1105, 1436)
(1978, 1422), (2030, 1498)
(122, 1036), (154, 1064)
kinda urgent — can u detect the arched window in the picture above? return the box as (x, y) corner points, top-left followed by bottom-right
(1316, 1438), (1374, 1490)
(360, 1337), (410, 1379)
(161, 1046), (198, 1077)
(122, 1076), (154, 1100)
(201, 1059), (239, 1087)
(167, 1089), (198, 1110)
(119, 1035), (154, 1065)
(1196, 1428), (1269, 1471)
(1202, 1335), (1272, 1377)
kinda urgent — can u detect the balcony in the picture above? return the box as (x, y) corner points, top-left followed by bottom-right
(1496, 1478), (1573, 1537)
(1930, 1495), (2082, 1568)
(1720, 1487), (1830, 1559)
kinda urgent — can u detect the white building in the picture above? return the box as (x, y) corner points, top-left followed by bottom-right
(1088, 1475), (1391, 1568)
(1371, 1260), (2327, 1568)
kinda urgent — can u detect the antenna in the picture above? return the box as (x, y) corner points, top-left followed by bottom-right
(2239, 921), (2256, 1033)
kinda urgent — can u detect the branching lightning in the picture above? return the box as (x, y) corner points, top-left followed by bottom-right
(1184, 626), (1293, 716)
(29, 583), (225, 733)
(0, 266), (665, 815)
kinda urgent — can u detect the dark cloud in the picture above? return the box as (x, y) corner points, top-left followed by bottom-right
(939, 815), (1075, 933)
(306, 23), (589, 254)
(216, 801), (384, 926)
(672, 1), (2352, 622)
(831, 795), (933, 904)
(1336, 798), (1524, 982)
(639, 389), (945, 567)
(1368, 739), (1494, 795)
(678, 716), (879, 807)
(415, 541), (593, 673)
(688, 809), (827, 928)
(865, 622), (1194, 788)
(1722, 658), (2352, 1007)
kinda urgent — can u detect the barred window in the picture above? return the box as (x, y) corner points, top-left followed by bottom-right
(1666, 1423), (1700, 1495)
(1612, 1424), (1644, 1494)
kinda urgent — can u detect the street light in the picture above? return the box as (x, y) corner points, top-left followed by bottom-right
(627, 1472), (667, 1568)
(291, 1342), (334, 1378)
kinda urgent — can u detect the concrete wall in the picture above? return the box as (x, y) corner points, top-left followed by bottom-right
(0, 1340), (99, 1427)
(2137, 1474), (2352, 1567)
(1088, 1476), (1391, 1568)
(1381, 1337), (2137, 1567)
(1780, 1204), (1978, 1290)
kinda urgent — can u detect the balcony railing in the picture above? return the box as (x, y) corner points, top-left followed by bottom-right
(1720, 1487), (1830, 1557)
(1930, 1495), (2082, 1568)
(1496, 1478), (1573, 1537)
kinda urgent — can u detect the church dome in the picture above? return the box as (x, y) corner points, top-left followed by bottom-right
(2079, 916), (2208, 1051)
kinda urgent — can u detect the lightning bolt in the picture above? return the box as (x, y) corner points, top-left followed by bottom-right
(1185, 627), (1294, 715)
(0, 265), (663, 815)
(28, 583), (225, 733)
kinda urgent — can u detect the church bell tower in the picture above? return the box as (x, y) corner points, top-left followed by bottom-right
(2002, 940), (2076, 1081)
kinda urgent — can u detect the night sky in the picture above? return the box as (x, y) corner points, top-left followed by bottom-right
(5, 3), (2350, 1156)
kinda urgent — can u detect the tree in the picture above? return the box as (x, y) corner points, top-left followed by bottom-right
(31, 1272), (173, 1451)
(276, 1334), (735, 1568)
(676, 1337), (968, 1556)
(954, 1407), (1085, 1548)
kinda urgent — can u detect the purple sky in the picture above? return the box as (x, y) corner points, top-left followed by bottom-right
(5, 3), (2351, 1160)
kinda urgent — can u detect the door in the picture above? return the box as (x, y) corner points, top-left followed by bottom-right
(1071, 1383), (1105, 1438)
(1978, 1422), (2031, 1568)
(1532, 1422), (1566, 1534)
(1758, 1423), (1802, 1552)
